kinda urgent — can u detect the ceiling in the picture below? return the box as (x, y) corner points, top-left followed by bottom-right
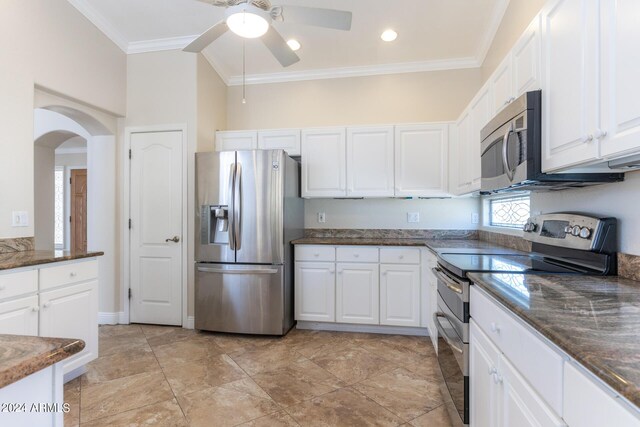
(69, 0), (509, 85)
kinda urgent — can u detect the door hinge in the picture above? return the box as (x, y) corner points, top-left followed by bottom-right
(69, 177), (72, 185)
(69, 215), (72, 223)
(129, 149), (132, 159)
(128, 288), (132, 299)
(128, 219), (132, 229)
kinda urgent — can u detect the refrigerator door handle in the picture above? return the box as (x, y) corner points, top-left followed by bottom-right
(228, 162), (236, 250)
(234, 162), (242, 250)
(197, 266), (279, 274)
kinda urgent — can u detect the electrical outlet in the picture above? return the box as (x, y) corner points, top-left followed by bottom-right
(407, 212), (420, 223)
(12, 211), (29, 227)
(317, 212), (326, 223)
(471, 213), (479, 224)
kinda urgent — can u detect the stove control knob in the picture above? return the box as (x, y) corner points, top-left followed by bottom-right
(529, 223), (537, 232)
(523, 223), (531, 232)
(564, 225), (572, 234)
(579, 227), (592, 239)
(571, 225), (581, 236)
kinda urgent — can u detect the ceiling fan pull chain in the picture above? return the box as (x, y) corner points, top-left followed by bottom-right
(242, 40), (247, 104)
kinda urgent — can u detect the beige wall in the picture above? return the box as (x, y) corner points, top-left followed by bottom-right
(227, 69), (484, 130)
(0, 0), (126, 239)
(127, 50), (227, 318)
(55, 153), (87, 168)
(34, 145), (55, 250)
(480, 0), (546, 81)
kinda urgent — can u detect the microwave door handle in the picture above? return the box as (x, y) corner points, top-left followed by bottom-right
(434, 312), (464, 354)
(228, 163), (236, 250)
(502, 123), (515, 181)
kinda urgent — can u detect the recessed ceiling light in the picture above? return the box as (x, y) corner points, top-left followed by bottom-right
(381, 29), (398, 42)
(287, 39), (301, 51)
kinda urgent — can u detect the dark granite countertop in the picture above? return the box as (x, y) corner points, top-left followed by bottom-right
(0, 335), (84, 388)
(468, 272), (640, 409)
(0, 250), (104, 271)
(292, 237), (525, 255)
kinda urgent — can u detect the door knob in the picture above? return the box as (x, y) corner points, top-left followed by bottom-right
(165, 236), (180, 243)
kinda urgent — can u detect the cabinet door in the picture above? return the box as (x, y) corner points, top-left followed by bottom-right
(491, 54), (514, 115)
(39, 281), (98, 373)
(395, 124), (449, 197)
(499, 356), (566, 427)
(301, 128), (346, 197)
(294, 262), (335, 322)
(513, 14), (542, 97)
(451, 111), (472, 195)
(258, 129), (301, 156)
(336, 263), (379, 325)
(0, 295), (39, 336)
(470, 84), (491, 189)
(600, 1), (640, 159)
(379, 264), (420, 327)
(470, 320), (501, 427)
(541, 0), (599, 172)
(215, 131), (258, 151)
(346, 126), (394, 197)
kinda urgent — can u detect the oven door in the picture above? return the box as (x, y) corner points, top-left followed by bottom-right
(434, 303), (469, 427)
(481, 112), (528, 193)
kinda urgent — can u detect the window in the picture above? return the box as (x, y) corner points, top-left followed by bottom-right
(489, 195), (530, 229)
(54, 167), (64, 248)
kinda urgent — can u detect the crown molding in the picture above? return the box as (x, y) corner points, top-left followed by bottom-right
(127, 35), (199, 54)
(67, 0), (128, 52)
(476, 0), (511, 65)
(226, 57), (481, 86)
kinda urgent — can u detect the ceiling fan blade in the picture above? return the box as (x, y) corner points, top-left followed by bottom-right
(183, 21), (228, 53)
(261, 26), (300, 67)
(279, 6), (352, 31)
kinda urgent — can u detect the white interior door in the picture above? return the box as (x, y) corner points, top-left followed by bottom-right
(130, 131), (183, 325)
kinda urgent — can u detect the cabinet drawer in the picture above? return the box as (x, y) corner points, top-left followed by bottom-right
(39, 260), (98, 291)
(336, 246), (379, 263)
(0, 269), (38, 301)
(470, 286), (564, 414)
(295, 246), (335, 262)
(380, 247), (420, 264)
(563, 361), (640, 427)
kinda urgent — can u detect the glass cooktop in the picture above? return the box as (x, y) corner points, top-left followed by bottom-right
(437, 253), (588, 278)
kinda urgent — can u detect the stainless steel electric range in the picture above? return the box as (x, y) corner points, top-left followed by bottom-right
(432, 213), (617, 427)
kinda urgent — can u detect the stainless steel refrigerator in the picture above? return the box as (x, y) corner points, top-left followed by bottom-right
(195, 150), (303, 335)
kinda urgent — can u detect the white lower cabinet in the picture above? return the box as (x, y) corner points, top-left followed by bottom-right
(379, 264), (420, 327)
(336, 263), (379, 324)
(39, 280), (98, 374)
(294, 262), (335, 322)
(470, 320), (566, 427)
(0, 295), (39, 336)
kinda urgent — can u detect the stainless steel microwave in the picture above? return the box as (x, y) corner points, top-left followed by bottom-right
(480, 90), (623, 193)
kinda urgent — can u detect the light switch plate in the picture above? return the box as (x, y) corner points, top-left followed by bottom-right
(407, 212), (420, 223)
(317, 212), (326, 223)
(12, 211), (29, 227)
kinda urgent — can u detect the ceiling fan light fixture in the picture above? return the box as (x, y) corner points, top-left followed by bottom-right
(225, 4), (271, 39)
(381, 29), (398, 42)
(287, 39), (301, 51)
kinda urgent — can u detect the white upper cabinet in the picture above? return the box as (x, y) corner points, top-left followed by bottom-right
(346, 126), (395, 197)
(513, 14), (542, 97)
(599, 0), (640, 160)
(491, 54), (514, 115)
(215, 130), (258, 151)
(395, 124), (449, 197)
(257, 129), (301, 156)
(541, 0), (600, 172)
(470, 83), (492, 188)
(301, 128), (347, 198)
(451, 111), (473, 195)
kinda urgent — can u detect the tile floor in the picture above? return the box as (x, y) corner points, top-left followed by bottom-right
(65, 325), (453, 427)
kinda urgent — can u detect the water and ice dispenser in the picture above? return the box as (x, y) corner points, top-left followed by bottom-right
(201, 204), (229, 244)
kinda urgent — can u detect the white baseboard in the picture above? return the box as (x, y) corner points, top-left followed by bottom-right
(98, 312), (120, 325)
(296, 321), (430, 337)
(63, 366), (86, 383)
(184, 316), (195, 329)
(118, 311), (129, 324)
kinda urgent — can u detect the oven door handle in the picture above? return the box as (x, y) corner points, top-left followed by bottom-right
(502, 122), (515, 181)
(432, 267), (463, 295)
(434, 312), (464, 354)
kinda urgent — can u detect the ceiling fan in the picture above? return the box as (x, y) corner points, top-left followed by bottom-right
(184, 0), (353, 67)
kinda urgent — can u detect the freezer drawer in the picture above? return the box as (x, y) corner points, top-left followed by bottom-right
(195, 263), (286, 335)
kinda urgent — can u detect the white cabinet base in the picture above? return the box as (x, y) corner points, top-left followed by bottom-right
(297, 321), (428, 337)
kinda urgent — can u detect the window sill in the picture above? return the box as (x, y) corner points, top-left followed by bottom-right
(480, 225), (525, 237)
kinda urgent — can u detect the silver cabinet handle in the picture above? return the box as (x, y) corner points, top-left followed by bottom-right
(434, 312), (464, 354)
(431, 267), (463, 294)
(197, 267), (278, 274)
(165, 236), (180, 243)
